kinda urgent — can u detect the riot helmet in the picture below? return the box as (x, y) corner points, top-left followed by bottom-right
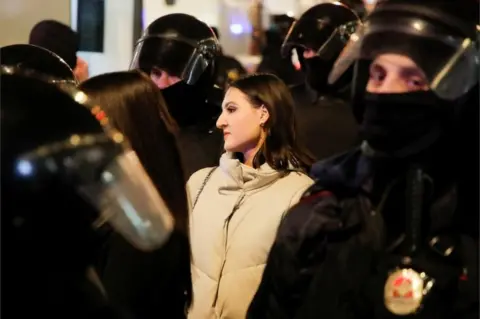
(329, 0), (479, 101)
(130, 13), (220, 86)
(281, 2), (361, 92)
(1, 66), (174, 257)
(328, 0), (479, 158)
(1, 44), (77, 84)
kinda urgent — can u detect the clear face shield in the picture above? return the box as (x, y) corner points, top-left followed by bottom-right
(130, 34), (219, 85)
(0, 44), (78, 85)
(328, 19), (480, 100)
(79, 148), (174, 251)
(15, 116), (174, 251)
(1, 65), (77, 87)
(281, 20), (359, 60)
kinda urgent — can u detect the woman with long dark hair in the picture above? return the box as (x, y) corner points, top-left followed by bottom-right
(80, 70), (191, 319)
(187, 73), (314, 319)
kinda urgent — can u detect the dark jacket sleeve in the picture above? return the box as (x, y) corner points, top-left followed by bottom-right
(247, 189), (340, 318)
(247, 237), (298, 319)
(95, 228), (191, 319)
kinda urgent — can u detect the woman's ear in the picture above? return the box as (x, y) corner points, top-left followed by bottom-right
(259, 104), (270, 126)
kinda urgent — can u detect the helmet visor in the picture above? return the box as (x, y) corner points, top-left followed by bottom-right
(181, 38), (219, 84)
(281, 19), (359, 60)
(79, 150), (174, 251)
(328, 19), (479, 100)
(15, 134), (174, 252)
(130, 34), (219, 85)
(1, 44), (77, 84)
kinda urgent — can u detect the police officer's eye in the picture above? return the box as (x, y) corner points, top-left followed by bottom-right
(369, 66), (386, 82)
(151, 68), (163, 77)
(407, 77), (428, 90)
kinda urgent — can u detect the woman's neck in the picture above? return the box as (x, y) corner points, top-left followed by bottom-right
(242, 149), (257, 167)
(242, 136), (266, 167)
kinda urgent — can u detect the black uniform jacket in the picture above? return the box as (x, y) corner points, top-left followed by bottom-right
(248, 148), (478, 319)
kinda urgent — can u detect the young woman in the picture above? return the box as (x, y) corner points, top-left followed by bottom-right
(187, 73), (315, 319)
(80, 70), (191, 319)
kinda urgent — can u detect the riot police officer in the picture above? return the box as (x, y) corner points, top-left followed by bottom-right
(0, 44), (77, 84)
(248, 0), (479, 318)
(130, 13), (224, 179)
(210, 26), (247, 90)
(1, 66), (175, 318)
(256, 14), (304, 86)
(29, 19), (89, 82)
(282, 2), (361, 161)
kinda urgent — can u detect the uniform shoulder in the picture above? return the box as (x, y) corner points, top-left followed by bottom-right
(274, 182), (340, 253)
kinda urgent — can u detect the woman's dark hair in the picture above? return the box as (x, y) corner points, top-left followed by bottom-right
(79, 70), (192, 306)
(229, 73), (315, 172)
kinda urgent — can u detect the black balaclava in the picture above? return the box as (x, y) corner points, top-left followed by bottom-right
(303, 56), (335, 92)
(358, 32), (461, 159)
(160, 69), (219, 128)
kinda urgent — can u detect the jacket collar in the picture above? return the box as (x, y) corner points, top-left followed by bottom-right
(218, 152), (283, 193)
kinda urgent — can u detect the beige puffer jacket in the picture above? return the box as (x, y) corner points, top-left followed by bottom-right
(187, 152), (314, 319)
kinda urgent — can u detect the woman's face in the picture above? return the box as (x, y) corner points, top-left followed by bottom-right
(216, 87), (269, 154)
